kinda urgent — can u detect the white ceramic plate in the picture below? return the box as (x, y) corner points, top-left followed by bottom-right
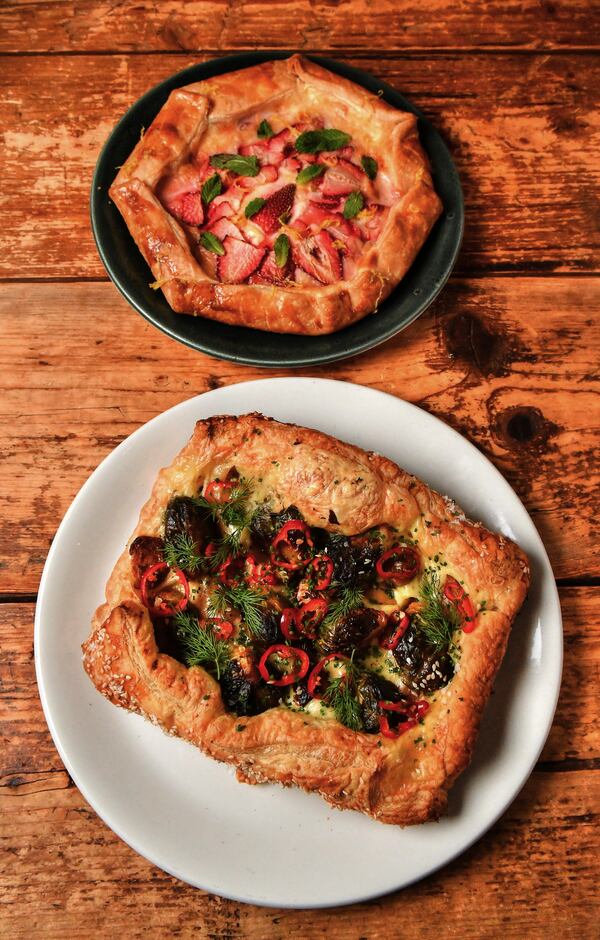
(35, 378), (562, 908)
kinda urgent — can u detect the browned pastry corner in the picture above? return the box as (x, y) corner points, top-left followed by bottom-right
(110, 55), (442, 334)
(83, 414), (530, 826)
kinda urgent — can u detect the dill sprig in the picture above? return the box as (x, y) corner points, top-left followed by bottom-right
(209, 583), (264, 637)
(321, 582), (365, 631)
(323, 655), (363, 731)
(413, 568), (461, 654)
(173, 611), (231, 680)
(163, 532), (204, 573)
(194, 478), (264, 570)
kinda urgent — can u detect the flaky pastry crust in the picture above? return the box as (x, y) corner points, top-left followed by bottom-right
(83, 414), (530, 826)
(110, 55), (442, 334)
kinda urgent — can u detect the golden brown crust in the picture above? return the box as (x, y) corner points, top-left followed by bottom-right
(83, 414), (530, 826)
(110, 55), (442, 335)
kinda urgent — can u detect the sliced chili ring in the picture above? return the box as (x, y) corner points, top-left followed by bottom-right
(310, 554), (334, 590)
(296, 597), (328, 639)
(218, 555), (244, 584)
(307, 652), (348, 699)
(444, 576), (478, 632)
(379, 610), (411, 650)
(375, 546), (420, 583)
(280, 608), (301, 641)
(271, 519), (314, 570)
(204, 479), (234, 504)
(140, 562), (189, 618)
(211, 619), (234, 641)
(378, 698), (429, 738)
(258, 644), (310, 687)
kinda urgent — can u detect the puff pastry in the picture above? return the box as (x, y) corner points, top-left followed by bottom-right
(110, 55), (442, 334)
(83, 414), (530, 826)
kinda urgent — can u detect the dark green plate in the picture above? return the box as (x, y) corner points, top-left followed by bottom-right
(91, 52), (463, 368)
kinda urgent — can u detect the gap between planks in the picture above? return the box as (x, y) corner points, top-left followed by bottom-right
(1, 46), (600, 58)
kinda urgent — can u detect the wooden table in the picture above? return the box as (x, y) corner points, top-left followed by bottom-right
(1, 2), (598, 936)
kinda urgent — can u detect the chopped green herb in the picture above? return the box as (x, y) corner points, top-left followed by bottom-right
(296, 163), (326, 185)
(210, 583), (264, 637)
(173, 611), (230, 680)
(200, 231), (225, 255)
(361, 155), (378, 180)
(245, 196), (266, 218)
(163, 532), (204, 574)
(294, 128), (351, 154)
(343, 191), (364, 220)
(201, 172), (222, 205)
(257, 119), (274, 139)
(209, 153), (260, 176)
(274, 233), (290, 268)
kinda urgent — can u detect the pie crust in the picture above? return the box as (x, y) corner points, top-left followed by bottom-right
(110, 55), (442, 334)
(82, 414), (530, 826)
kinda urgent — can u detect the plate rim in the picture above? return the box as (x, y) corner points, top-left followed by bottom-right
(90, 51), (464, 368)
(34, 378), (562, 907)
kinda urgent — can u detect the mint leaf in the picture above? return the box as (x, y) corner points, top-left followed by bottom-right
(244, 197), (266, 219)
(274, 233), (290, 268)
(257, 119), (274, 139)
(200, 231), (225, 256)
(209, 153), (260, 176)
(361, 155), (378, 180)
(201, 172), (222, 205)
(294, 129), (351, 154)
(296, 163), (326, 185)
(343, 191), (364, 219)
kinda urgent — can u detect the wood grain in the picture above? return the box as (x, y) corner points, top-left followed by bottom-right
(0, 0), (598, 54)
(0, 277), (598, 593)
(1, 591), (598, 937)
(1, 53), (599, 279)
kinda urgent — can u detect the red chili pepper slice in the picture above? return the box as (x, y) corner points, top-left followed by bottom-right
(245, 553), (278, 586)
(280, 608), (300, 641)
(271, 519), (314, 570)
(204, 479), (234, 504)
(444, 576), (478, 632)
(218, 555), (244, 584)
(296, 598), (328, 639)
(310, 554), (334, 590)
(379, 610), (411, 650)
(140, 562), (189, 618)
(258, 644), (310, 687)
(378, 699), (429, 738)
(307, 652), (348, 699)
(212, 619), (234, 641)
(375, 546), (420, 583)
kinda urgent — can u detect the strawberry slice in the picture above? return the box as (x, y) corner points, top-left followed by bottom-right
(266, 129), (292, 164)
(208, 218), (243, 241)
(294, 266), (320, 286)
(207, 199), (234, 223)
(217, 237), (266, 284)
(239, 141), (269, 161)
(321, 167), (358, 197)
(252, 184), (296, 233)
(354, 204), (386, 242)
(293, 230), (342, 285)
(169, 190), (204, 226)
(258, 249), (292, 284)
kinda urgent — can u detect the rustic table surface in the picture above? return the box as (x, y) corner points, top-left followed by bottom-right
(1, 2), (599, 937)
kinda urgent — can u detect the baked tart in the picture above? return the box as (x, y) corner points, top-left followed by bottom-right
(83, 414), (530, 826)
(110, 55), (442, 335)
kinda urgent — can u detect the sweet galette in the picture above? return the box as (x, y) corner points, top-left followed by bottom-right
(83, 414), (530, 826)
(110, 55), (442, 334)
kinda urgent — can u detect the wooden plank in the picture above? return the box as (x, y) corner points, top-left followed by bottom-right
(0, 277), (598, 591)
(1, 593), (598, 936)
(0, 52), (599, 278)
(1, 763), (598, 936)
(0, 0), (598, 54)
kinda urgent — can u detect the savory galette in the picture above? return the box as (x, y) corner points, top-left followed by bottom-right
(83, 414), (530, 826)
(110, 55), (442, 334)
